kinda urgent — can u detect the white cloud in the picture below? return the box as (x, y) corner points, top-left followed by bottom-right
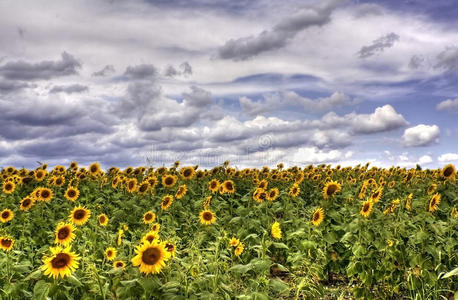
(438, 153), (458, 162)
(349, 104), (408, 134)
(418, 155), (433, 164)
(291, 147), (343, 164)
(437, 98), (458, 112)
(402, 124), (440, 147)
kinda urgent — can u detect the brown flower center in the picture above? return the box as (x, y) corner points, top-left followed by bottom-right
(443, 167), (453, 177)
(67, 189), (76, 197)
(142, 247), (161, 265)
(5, 183), (13, 191)
(183, 169), (192, 177)
(41, 190), (50, 199)
(225, 182), (233, 190)
(116, 262), (124, 267)
(22, 198), (31, 207)
(145, 213), (153, 221)
(2, 211), (10, 219)
(203, 212), (213, 221)
(363, 203), (370, 212)
(74, 209), (86, 220)
(313, 212), (320, 221)
(1, 238), (12, 247)
(165, 177), (173, 185)
(58, 227), (70, 239)
(99, 216), (106, 223)
(51, 253), (70, 268)
(139, 184), (148, 193)
(326, 184), (337, 196)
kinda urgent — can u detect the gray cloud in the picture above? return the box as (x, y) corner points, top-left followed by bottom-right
(0, 80), (33, 94)
(50, 84), (89, 94)
(164, 61), (193, 77)
(436, 98), (458, 112)
(358, 33), (400, 59)
(240, 91), (359, 116)
(0, 52), (81, 80)
(124, 64), (157, 79)
(217, 0), (344, 60)
(92, 65), (116, 77)
(408, 55), (424, 69)
(434, 46), (458, 71)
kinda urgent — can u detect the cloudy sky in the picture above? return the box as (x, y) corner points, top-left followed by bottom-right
(1, 0), (457, 169)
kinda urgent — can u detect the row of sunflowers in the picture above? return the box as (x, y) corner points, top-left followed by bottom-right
(0, 161), (456, 299)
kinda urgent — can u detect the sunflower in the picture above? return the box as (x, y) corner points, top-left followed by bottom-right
(370, 187), (383, 203)
(229, 237), (240, 247)
(131, 240), (170, 274)
(267, 188), (279, 201)
(162, 175), (177, 188)
(360, 200), (373, 218)
(55, 223), (76, 246)
(323, 181), (341, 199)
(151, 223), (160, 232)
(161, 195), (174, 210)
(258, 179), (268, 190)
(234, 242), (244, 257)
(42, 246), (79, 279)
(2, 181), (15, 194)
(39, 188), (53, 202)
(208, 179), (220, 193)
(271, 221), (282, 239)
(0, 209), (14, 223)
(105, 247), (117, 261)
(88, 162), (101, 176)
(126, 178), (138, 193)
(441, 164), (456, 180)
(164, 241), (176, 257)
(142, 231), (160, 244)
(312, 208), (324, 226)
(199, 209), (216, 225)
(427, 183), (437, 195)
(98, 214), (109, 226)
(0, 236), (14, 251)
(175, 184), (187, 199)
(289, 184), (300, 198)
(65, 186), (79, 202)
(252, 188), (265, 203)
(429, 193), (441, 212)
(20, 196), (35, 211)
(113, 260), (125, 268)
(222, 180), (235, 194)
(179, 166), (195, 180)
(69, 206), (91, 225)
(406, 193), (413, 211)
(34, 169), (46, 182)
(54, 176), (65, 187)
(143, 211), (156, 224)
(137, 181), (150, 195)
(69, 161), (78, 171)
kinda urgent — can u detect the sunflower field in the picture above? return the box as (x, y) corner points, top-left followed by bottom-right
(0, 161), (457, 299)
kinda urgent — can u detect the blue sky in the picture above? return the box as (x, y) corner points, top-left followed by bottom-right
(0, 0), (457, 169)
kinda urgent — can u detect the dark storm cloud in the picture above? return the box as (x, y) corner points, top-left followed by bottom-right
(50, 84), (89, 94)
(217, 0), (345, 60)
(124, 64), (157, 79)
(92, 65), (116, 77)
(0, 80), (33, 94)
(0, 52), (81, 80)
(358, 32), (400, 58)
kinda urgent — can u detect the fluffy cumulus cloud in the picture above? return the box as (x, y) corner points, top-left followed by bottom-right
(402, 124), (440, 147)
(438, 153), (458, 162)
(347, 105), (408, 134)
(437, 98), (458, 112)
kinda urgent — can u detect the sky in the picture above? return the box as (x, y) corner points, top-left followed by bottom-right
(0, 0), (457, 170)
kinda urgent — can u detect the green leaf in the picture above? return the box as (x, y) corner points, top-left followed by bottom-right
(439, 267), (458, 279)
(32, 280), (51, 300)
(67, 275), (83, 287)
(269, 279), (289, 294)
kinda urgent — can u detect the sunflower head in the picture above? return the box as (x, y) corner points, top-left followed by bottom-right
(138, 181), (150, 195)
(199, 209), (216, 225)
(323, 181), (341, 199)
(0, 209), (14, 223)
(98, 214), (109, 226)
(271, 221), (282, 240)
(65, 187), (80, 202)
(69, 206), (91, 225)
(2, 181), (15, 194)
(88, 162), (101, 176)
(180, 167), (195, 180)
(312, 208), (324, 226)
(105, 247), (117, 261)
(142, 231), (160, 244)
(143, 211), (156, 224)
(161, 195), (174, 210)
(229, 237), (240, 247)
(222, 180), (235, 194)
(208, 179), (220, 193)
(42, 246), (79, 279)
(55, 223), (76, 246)
(360, 200), (373, 218)
(126, 178), (138, 193)
(164, 241), (176, 257)
(267, 188), (279, 201)
(39, 188), (53, 202)
(234, 242), (244, 257)
(20, 197), (35, 211)
(113, 260), (126, 268)
(151, 223), (160, 232)
(289, 184), (300, 198)
(429, 193), (441, 212)
(0, 236), (14, 251)
(162, 175), (177, 188)
(175, 184), (187, 199)
(131, 240), (170, 274)
(441, 164), (456, 180)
